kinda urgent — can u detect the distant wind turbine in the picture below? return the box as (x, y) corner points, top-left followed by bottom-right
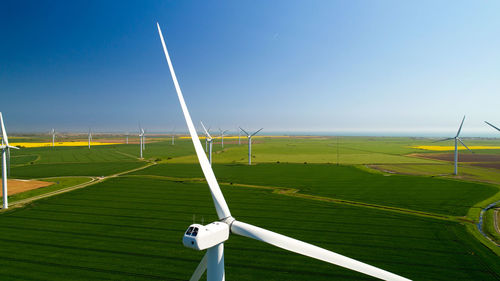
(219, 128), (228, 148)
(156, 23), (410, 281)
(1, 112), (19, 209)
(485, 121), (500, 132)
(434, 115), (472, 175)
(126, 132), (129, 144)
(51, 128), (55, 147)
(239, 127), (263, 165)
(201, 122), (214, 165)
(88, 129), (92, 149)
(171, 127), (176, 145)
(139, 128), (144, 159)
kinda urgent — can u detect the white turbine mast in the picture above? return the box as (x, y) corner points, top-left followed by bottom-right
(126, 131), (129, 144)
(171, 127), (176, 145)
(434, 115), (472, 175)
(239, 127), (263, 165)
(219, 128), (228, 148)
(157, 23), (410, 281)
(0, 112), (19, 209)
(88, 128), (92, 149)
(51, 128), (55, 147)
(485, 121), (500, 132)
(201, 121), (214, 165)
(139, 127), (144, 159)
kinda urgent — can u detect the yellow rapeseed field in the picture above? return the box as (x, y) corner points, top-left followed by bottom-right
(10, 142), (120, 148)
(412, 145), (500, 151)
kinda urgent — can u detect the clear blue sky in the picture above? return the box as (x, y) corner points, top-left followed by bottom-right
(1, 0), (499, 136)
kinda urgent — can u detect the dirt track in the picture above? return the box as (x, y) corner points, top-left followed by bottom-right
(1, 179), (53, 195)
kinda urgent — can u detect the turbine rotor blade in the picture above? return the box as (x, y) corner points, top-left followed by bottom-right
(432, 137), (454, 143)
(157, 22), (231, 219)
(251, 128), (264, 137)
(455, 115), (466, 137)
(485, 121), (500, 132)
(457, 138), (472, 152)
(0, 112), (10, 146)
(239, 127), (250, 136)
(189, 253), (208, 281)
(200, 121), (212, 139)
(231, 220), (410, 281)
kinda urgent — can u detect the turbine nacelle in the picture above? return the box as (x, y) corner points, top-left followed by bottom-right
(183, 222), (230, 251)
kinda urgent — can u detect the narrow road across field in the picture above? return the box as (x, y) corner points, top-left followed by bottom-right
(2, 160), (157, 211)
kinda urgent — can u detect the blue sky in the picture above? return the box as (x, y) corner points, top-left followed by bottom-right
(1, 1), (499, 136)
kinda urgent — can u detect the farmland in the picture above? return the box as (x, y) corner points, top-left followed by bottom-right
(1, 135), (500, 280)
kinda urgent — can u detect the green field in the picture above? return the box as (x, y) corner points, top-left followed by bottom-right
(1, 135), (499, 280)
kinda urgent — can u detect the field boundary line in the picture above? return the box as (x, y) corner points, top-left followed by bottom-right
(220, 182), (463, 223)
(120, 174), (466, 222)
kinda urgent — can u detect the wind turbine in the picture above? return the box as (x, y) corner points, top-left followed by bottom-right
(139, 128), (144, 159)
(239, 127), (263, 165)
(1, 113), (19, 209)
(88, 129), (92, 149)
(51, 128), (55, 147)
(201, 122), (214, 165)
(157, 23), (409, 281)
(126, 131), (129, 144)
(171, 127), (176, 145)
(485, 121), (500, 132)
(219, 128), (228, 148)
(434, 115), (472, 175)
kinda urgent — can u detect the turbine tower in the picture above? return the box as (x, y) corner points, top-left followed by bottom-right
(219, 128), (228, 148)
(0, 113), (19, 209)
(126, 132), (129, 144)
(171, 127), (176, 145)
(88, 129), (92, 149)
(157, 23), (410, 281)
(201, 122), (214, 165)
(485, 121), (500, 132)
(239, 127), (263, 165)
(434, 116), (472, 175)
(139, 128), (144, 159)
(51, 128), (55, 147)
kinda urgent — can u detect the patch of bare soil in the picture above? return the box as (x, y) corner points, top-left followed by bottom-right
(411, 153), (500, 170)
(1, 179), (54, 195)
(414, 153), (500, 162)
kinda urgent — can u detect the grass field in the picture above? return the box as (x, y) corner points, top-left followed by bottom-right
(0, 177), (498, 280)
(2, 135), (499, 280)
(131, 163), (497, 217)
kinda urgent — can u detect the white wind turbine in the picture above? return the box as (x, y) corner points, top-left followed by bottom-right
(157, 23), (410, 281)
(139, 128), (144, 159)
(434, 115), (472, 175)
(126, 131), (129, 144)
(219, 128), (228, 148)
(201, 122), (214, 165)
(485, 121), (500, 133)
(171, 127), (176, 145)
(88, 129), (92, 149)
(1, 112), (19, 209)
(51, 128), (56, 147)
(239, 127), (263, 165)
